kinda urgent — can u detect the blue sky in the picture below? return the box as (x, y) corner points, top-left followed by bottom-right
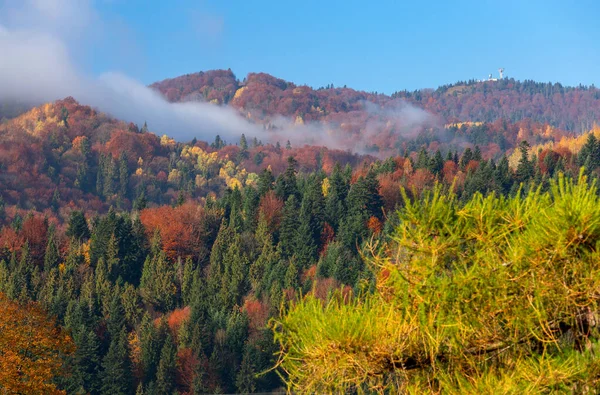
(70, 0), (600, 93)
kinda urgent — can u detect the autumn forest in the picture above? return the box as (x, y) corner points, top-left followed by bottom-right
(2, 69), (600, 393)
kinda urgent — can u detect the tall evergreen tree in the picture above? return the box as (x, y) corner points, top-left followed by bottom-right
(516, 141), (534, 183)
(275, 157), (299, 201)
(101, 327), (133, 395)
(67, 211), (90, 242)
(155, 334), (177, 395)
(44, 227), (60, 272)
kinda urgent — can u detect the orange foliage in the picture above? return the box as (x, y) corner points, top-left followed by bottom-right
(0, 293), (74, 394)
(442, 160), (458, 184)
(243, 296), (269, 332)
(258, 191), (284, 231)
(319, 223), (335, 254)
(408, 168), (434, 195)
(20, 215), (49, 263)
(104, 130), (161, 165)
(302, 265), (317, 283)
(378, 173), (402, 212)
(465, 160), (480, 173)
(0, 226), (24, 253)
(367, 216), (383, 235)
(140, 203), (214, 260)
(176, 347), (199, 394)
(166, 306), (191, 335)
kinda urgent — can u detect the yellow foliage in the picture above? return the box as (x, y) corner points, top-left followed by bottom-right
(444, 121), (483, 129)
(274, 174), (600, 393)
(245, 172), (259, 186)
(135, 168), (143, 176)
(195, 174), (207, 188)
(81, 241), (91, 266)
(168, 169), (182, 184)
(128, 331), (141, 367)
(403, 157), (413, 175)
(233, 86), (247, 100)
(321, 177), (330, 197)
(0, 293), (74, 394)
(295, 115), (304, 125)
(160, 134), (176, 147)
(227, 177), (243, 190)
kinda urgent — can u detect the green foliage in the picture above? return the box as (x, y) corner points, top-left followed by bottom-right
(155, 334), (177, 395)
(102, 327), (133, 394)
(273, 171), (600, 393)
(140, 250), (176, 313)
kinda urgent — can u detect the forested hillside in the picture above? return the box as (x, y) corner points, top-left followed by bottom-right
(2, 73), (600, 393)
(152, 70), (600, 134)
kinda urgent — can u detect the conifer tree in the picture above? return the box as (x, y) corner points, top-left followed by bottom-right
(72, 326), (101, 394)
(276, 157), (299, 201)
(101, 327), (133, 395)
(44, 227), (60, 272)
(139, 313), (160, 385)
(326, 163), (349, 231)
(279, 195), (300, 259)
(119, 152), (129, 199)
(155, 334), (177, 395)
(140, 250), (176, 313)
(67, 210), (90, 242)
(516, 140), (534, 182)
(257, 168), (275, 196)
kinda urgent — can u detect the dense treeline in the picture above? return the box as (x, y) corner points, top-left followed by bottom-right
(275, 170), (600, 392)
(152, 70), (600, 134)
(395, 78), (600, 132)
(3, 125), (600, 391)
(2, 83), (600, 392)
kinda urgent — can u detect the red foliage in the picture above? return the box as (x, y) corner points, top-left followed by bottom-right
(378, 173), (402, 212)
(0, 227), (24, 253)
(150, 69), (238, 104)
(166, 306), (191, 335)
(319, 223), (335, 255)
(176, 347), (199, 395)
(258, 191), (284, 231)
(243, 297), (269, 335)
(408, 169), (435, 195)
(20, 215), (49, 264)
(312, 278), (341, 301)
(140, 203), (216, 260)
(367, 216), (383, 235)
(104, 130), (161, 165)
(442, 161), (458, 184)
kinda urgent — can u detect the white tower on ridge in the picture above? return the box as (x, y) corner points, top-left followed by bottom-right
(499, 68), (505, 79)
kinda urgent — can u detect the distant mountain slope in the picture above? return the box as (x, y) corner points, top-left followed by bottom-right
(151, 70), (600, 133)
(394, 79), (600, 132)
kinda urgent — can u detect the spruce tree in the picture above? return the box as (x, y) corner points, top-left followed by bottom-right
(72, 326), (102, 394)
(155, 334), (177, 395)
(275, 157), (299, 201)
(119, 152), (129, 199)
(257, 168), (275, 196)
(279, 195), (300, 259)
(44, 227), (60, 272)
(67, 210), (90, 242)
(101, 327), (133, 395)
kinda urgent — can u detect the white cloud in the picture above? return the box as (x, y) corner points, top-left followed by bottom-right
(0, 0), (261, 142)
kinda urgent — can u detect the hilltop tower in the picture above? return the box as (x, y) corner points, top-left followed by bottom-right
(499, 68), (505, 79)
